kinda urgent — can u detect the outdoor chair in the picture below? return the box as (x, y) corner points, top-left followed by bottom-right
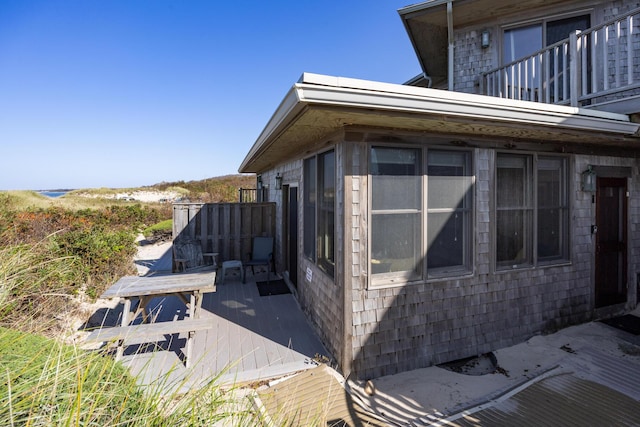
(173, 237), (215, 273)
(245, 236), (274, 282)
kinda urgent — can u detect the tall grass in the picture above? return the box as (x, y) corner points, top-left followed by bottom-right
(0, 326), (255, 426)
(0, 237), (80, 332)
(0, 237), (256, 426)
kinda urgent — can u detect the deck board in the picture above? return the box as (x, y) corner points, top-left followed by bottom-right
(102, 270), (328, 391)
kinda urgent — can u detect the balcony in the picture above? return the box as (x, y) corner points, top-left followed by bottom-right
(482, 7), (640, 115)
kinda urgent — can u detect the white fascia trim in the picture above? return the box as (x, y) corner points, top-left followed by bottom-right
(296, 73), (639, 134)
(239, 85), (305, 172)
(397, 0), (451, 17)
(240, 73), (639, 172)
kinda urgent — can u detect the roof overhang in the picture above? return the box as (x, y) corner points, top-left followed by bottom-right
(397, 0), (594, 85)
(239, 73), (640, 173)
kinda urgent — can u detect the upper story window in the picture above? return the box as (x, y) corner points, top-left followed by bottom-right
(503, 14), (591, 64)
(496, 153), (569, 270)
(502, 14), (591, 102)
(503, 24), (542, 65)
(370, 146), (473, 285)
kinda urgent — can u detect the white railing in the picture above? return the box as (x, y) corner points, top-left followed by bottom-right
(482, 7), (640, 108)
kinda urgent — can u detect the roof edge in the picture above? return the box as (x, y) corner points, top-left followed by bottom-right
(239, 73), (640, 173)
(297, 72), (635, 124)
(397, 0), (451, 17)
(238, 84), (305, 173)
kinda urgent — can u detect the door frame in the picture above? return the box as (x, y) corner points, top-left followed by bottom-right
(282, 184), (299, 288)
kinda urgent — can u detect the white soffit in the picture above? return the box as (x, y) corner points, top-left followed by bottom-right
(239, 73), (639, 173)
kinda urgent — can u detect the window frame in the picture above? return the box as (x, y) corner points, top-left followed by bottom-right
(501, 11), (594, 65)
(370, 146), (423, 282)
(536, 156), (570, 265)
(303, 156), (317, 261)
(426, 149), (474, 278)
(500, 12), (593, 102)
(317, 150), (335, 276)
(303, 150), (335, 278)
(369, 144), (474, 287)
(494, 152), (570, 272)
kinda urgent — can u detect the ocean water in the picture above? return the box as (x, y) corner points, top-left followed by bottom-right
(40, 191), (68, 198)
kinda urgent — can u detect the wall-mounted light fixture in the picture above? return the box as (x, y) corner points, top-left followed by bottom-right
(581, 165), (596, 192)
(275, 173), (283, 190)
(481, 30), (490, 48)
(257, 174), (263, 190)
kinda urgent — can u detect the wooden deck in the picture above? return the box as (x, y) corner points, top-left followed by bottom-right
(97, 247), (328, 392)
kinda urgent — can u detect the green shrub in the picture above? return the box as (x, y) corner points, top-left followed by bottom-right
(52, 228), (137, 298)
(143, 219), (173, 242)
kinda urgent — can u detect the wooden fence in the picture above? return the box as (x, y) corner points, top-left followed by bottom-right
(172, 202), (276, 270)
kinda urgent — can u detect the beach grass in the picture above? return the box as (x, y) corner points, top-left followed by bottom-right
(0, 325), (257, 426)
(0, 236), (258, 426)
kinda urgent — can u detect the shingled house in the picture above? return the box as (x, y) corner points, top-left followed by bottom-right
(239, 0), (640, 380)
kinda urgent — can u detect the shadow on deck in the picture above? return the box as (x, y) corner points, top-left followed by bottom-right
(89, 243), (330, 393)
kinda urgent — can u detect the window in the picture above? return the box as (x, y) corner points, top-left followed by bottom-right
(503, 15), (591, 62)
(503, 24), (542, 65)
(496, 153), (568, 270)
(304, 151), (335, 277)
(370, 147), (473, 282)
(502, 14), (591, 101)
(496, 155), (533, 268)
(371, 147), (422, 278)
(537, 157), (569, 262)
(427, 150), (473, 275)
(318, 151), (335, 275)
(303, 157), (316, 260)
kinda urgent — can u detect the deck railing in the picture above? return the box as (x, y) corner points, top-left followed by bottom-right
(482, 7), (640, 108)
(238, 188), (257, 203)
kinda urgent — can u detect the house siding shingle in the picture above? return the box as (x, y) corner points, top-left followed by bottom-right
(450, 0), (640, 104)
(453, 28), (495, 93)
(246, 0), (640, 386)
(348, 145), (639, 380)
(259, 159), (345, 368)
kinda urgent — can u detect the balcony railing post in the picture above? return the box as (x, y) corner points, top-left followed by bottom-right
(482, 7), (639, 108)
(569, 31), (579, 107)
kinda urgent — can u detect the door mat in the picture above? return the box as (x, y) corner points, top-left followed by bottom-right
(600, 314), (640, 335)
(256, 279), (291, 296)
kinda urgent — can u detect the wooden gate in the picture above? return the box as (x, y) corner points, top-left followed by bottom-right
(172, 202), (276, 269)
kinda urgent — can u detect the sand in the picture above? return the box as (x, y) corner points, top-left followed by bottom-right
(346, 313), (640, 425)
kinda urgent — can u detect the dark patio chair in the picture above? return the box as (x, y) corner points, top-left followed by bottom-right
(245, 236), (274, 282)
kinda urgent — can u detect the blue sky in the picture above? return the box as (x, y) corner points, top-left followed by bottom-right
(0, 1), (420, 190)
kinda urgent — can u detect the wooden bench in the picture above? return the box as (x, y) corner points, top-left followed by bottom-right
(85, 318), (212, 368)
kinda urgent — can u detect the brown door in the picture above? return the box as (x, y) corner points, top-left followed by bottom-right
(595, 177), (627, 308)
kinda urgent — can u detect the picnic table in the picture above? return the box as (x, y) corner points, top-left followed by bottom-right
(86, 270), (216, 367)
